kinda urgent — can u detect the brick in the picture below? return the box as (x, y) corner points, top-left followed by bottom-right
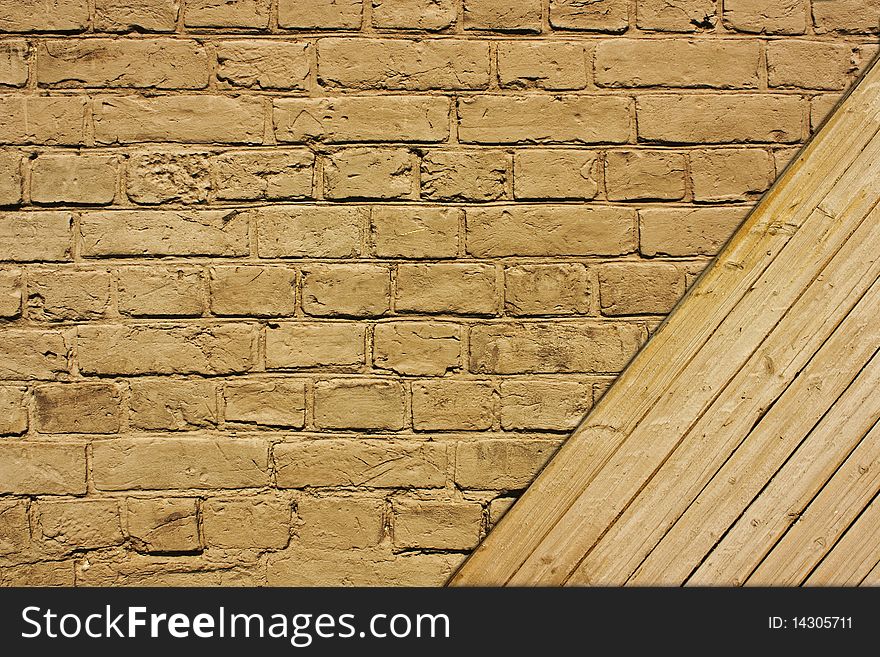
(215, 151), (314, 200)
(314, 379), (406, 430)
(0, 500), (29, 555)
(0, 151), (22, 204)
(210, 265), (296, 317)
(35, 383), (122, 434)
(275, 439), (447, 488)
(278, 0), (362, 28)
(94, 0), (180, 32)
(76, 556), (261, 587)
(94, 96), (263, 144)
(598, 262), (685, 315)
(773, 146), (802, 174)
(550, 0), (628, 31)
(463, 0), (541, 31)
(467, 206), (635, 257)
(0, 386), (27, 435)
(0, 330), (68, 380)
(203, 496), (290, 549)
(470, 321), (644, 373)
(513, 149), (599, 200)
(185, 0), (269, 27)
(217, 41), (310, 90)
(298, 497), (384, 548)
(0, 442), (86, 494)
(224, 379), (306, 427)
(639, 206), (747, 256)
(0, 96), (85, 145)
(80, 210), (248, 257)
(118, 266), (205, 317)
(637, 0), (716, 31)
(0, 41), (28, 87)
(421, 149), (509, 201)
(373, 321), (461, 375)
(0, 0), (88, 31)
(596, 39), (761, 88)
(266, 322), (365, 369)
(396, 263), (496, 315)
(0, 269), (23, 318)
(319, 38), (488, 90)
(129, 379), (219, 430)
(323, 148), (414, 199)
(501, 379), (592, 430)
(455, 439), (561, 489)
(505, 264), (590, 315)
(412, 380), (494, 430)
(256, 206), (361, 257)
(722, 0), (807, 34)
(605, 150), (687, 200)
(691, 149), (774, 201)
(498, 42), (588, 90)
(302, 264), (390, 317)
(811, 94), (841, 132)
(812, 0), (880, 33)
(393, 500), (482, 549)
(372, 0), (456, 29)
(458, 95), (632, 144)
(268, 547), (462, 586)
(274, 96), (449, 143)
(92, 437), (269, 490)
(28, 269), (112, 321)
(127, 498), (199, 553)
(371, 206), (459, 258)
(127, 152), (210, 204)
(37, 39), (208, 89)
(0, 561), (74, 587)
(767, 41), (854, 90)
(638, 94), (804, 144)
(489, 496), (515, 526)
(37, 500), (123, 550)
(77, 324), (254, 375)
(31, 154), (117, 205)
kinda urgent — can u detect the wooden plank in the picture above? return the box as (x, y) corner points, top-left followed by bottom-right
(451, 58), (880, 586)
(805, 496), (880, 586)
(510, 140), (880, 584)
(747, 421), (880, 585)
(569, 217), (880, 586)
(858, 557), (880, 586)
(629, 278), (880, 584)
(686, 352), (880, 585)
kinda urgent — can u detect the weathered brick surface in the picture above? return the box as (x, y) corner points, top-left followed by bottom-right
(31, 155), (117, 205)
(37, 40), (208, 89)
(395, 263), (497, 315)
(217, 41), (310, 90)
(126, 498), (200, 553)
(36, 499), (124, 551)
(203, 496), (291, 549)
(224, 379), (306, 427)
(0, 1), (858, 587)
(34, 383), (122, 434)
(0, 386), (28, 435)
(92, 438), (269, 490)
(297, 497), (383, 548)
(129, 379), (219, 430)
(393, 500), (482, 549)
(28, 269), (112, 321)
(319, 38), (489, 90)
(374, 321), (461, 375)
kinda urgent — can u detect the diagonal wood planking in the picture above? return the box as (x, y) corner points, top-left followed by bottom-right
(450, 55), (880, 587)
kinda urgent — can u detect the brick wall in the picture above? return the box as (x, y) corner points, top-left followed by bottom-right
(0, 0), (877, 586)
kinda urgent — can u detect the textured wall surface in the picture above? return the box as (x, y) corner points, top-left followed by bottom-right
(0, 0), (877, 586)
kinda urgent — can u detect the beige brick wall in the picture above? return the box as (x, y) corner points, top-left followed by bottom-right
(0, 0), (876, 586)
